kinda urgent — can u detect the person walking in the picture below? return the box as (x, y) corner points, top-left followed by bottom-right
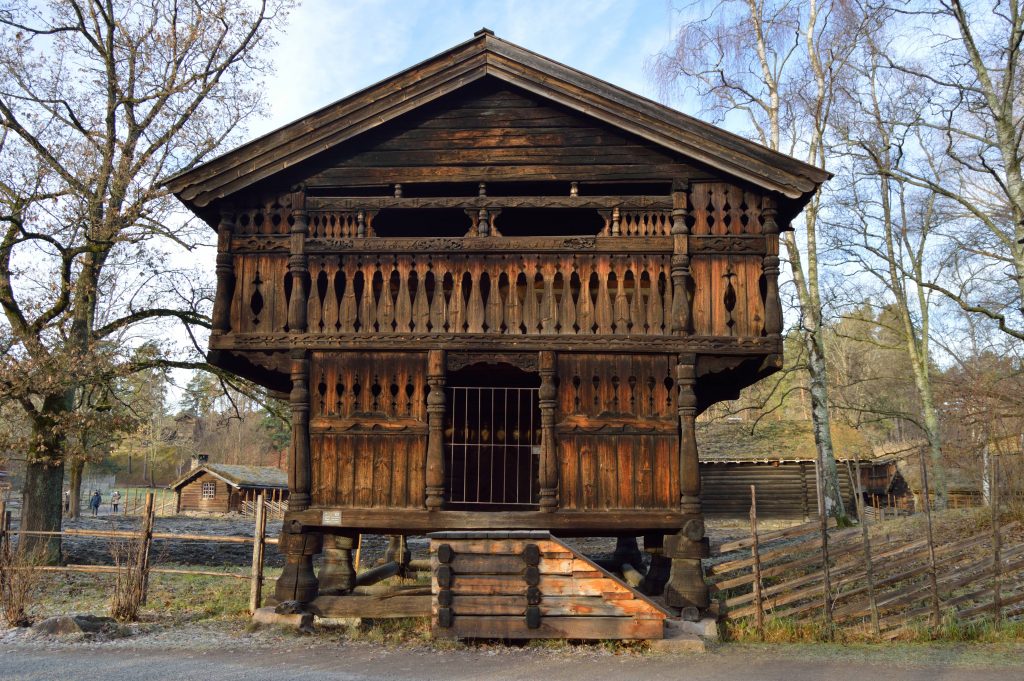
(89, 490), (101, 517)
(110, 490), (120, 514)
(63, 489), (71, 516)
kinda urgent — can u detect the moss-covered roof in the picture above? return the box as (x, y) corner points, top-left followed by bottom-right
(169, 463), (287, 491)
(697, 419), (872, 463)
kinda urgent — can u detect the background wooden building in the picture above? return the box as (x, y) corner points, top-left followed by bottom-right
(169, 30), (827, 634)
(697, 420), (867, 519)
(171, 463), (288, 513)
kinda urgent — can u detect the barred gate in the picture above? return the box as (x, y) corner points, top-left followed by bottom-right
(444, 386), (540, 508)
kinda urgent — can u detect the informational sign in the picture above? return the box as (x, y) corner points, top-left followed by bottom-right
(322, 510), (342, 526)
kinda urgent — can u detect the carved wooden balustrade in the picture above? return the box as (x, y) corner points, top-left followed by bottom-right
(213, 182), (784, 349)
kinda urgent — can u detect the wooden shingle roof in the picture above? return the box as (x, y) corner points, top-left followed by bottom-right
(697, 420), (872, 464)
(167, 29), (828, 216)
(169, 463), (287, 492)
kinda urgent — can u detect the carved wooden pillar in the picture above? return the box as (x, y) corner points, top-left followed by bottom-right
(289, 349), (312, 511)
(761, 196), (783, 337)
(275, 525), (321, 603)
(676, 357), (700, 515)
(318, 531), (357, 595)
(538, 350), (558, 511)
(425, 349), (446, 510)
(665, 354), (709, 609)
(288, 192), (309, 333)
(670, 185), (692, 334)
(211, 206), (235, 335)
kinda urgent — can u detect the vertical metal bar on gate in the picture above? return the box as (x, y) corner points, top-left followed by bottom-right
(445, 385), (539, 506)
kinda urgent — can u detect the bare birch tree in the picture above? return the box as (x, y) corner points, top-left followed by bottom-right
(879, 0), (1024, 341)
(829, 11), (951, 506)
(0, 0), (291, 562)
(650, 0), (867, 519)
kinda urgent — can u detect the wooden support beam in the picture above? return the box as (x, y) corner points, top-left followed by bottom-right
(211, 205), (235, 335)
(425, 349), (446, 510)
(289, 350), (311, 511)
(538, 350), (558, 511)
(761, 196), (782, 336)
(287, 189), (309, 333)
(670, 185), (691, 335)
(676, 358), (700, 515)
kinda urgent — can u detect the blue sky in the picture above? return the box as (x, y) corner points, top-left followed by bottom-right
(256, 0), (682, 136)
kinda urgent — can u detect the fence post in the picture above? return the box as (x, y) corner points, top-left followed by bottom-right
(249, 491), (267, 613)
(850, 461), (880, 637)
(749, 485), (764, 639)
(140, 492), (155, 605)
(991, 456), (1002, 623)
(917, 447), (941, 627)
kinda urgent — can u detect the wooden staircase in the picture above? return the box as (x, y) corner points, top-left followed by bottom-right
(429, 531), (669, 640)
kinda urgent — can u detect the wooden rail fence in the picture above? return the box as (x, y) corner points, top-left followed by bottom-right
(0, 492), (277, 614)
(710, 475), (1024, 638)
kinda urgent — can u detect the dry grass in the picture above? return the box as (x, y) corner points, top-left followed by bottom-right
(108, 535), (150, 622)
(0, 538), (45, 627)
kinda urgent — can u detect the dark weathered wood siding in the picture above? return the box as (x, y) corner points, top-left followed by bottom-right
(700, 461), (856, 519)
(178, 472), (232, 513)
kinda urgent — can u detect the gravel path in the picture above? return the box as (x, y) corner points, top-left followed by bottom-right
(1, 638), (1022, 681)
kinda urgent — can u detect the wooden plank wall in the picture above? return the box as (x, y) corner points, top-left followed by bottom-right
(700, 461), (856, 519)
(555, 354), (679, 510)
(178, 473), (231, 513)
(306, 80), (706, 186)
(689, 182), (768, 339)
(310, 352), (428, 509)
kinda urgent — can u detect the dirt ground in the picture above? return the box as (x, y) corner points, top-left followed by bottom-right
(49, 512), (753, 570)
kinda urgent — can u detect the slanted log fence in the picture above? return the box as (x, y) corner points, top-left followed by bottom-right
(710, 466), (1024, 638)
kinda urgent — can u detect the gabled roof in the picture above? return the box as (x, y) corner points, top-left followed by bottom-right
(169, 463), (287, 491)
(697, 420), (872, 463)
(168, 29), (829, 211)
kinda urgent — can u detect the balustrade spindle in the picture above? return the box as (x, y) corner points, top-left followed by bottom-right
(521, 259), (539, 334)
(577, 262), (594, 334)
(394, 256), (412, 333)
(429, 264), (447, 332)
(540, 262), (557, 335)
(646, 261), (663, 334)
(504, 262), (523, 334)
(595, 258), (613, 334)
(485, 270), (503, 333)
(466, 262), (485, 333)
(376, 264), (395, 333)
(560, 267), (577, 334)
(613, 262), (629, 334)
(322, 263), (339, 333)
(629, 262), (644, 334)
(358, 260), (377, 333)
(412, 261), (430, 332)
(339, 270), (357, 333)
(448, 267), (466, 334)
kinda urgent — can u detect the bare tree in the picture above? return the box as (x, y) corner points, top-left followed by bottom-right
(828, 10), (952, 507)
(0, 1), (291, 562)
(878, 0), (1024, 341)
(649, 0), (868, 519)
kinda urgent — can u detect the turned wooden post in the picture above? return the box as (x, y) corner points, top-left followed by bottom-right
(670, 185), (692, 334)
(318, 532), (357, 595)
(676, 358), (700, 515)
(289, 350), (312, 511)
(761, 196), (783, 336)
(425, 349), (446, 510)
(538, 350), (558, 511)
(211, 205), (235, 335)
(287, 191), (309, 333)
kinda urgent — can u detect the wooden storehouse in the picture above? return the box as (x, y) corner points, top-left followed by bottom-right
(169, 31), (827, 636)
(170, 463), (288, 513)
(698, 420), (867, 519)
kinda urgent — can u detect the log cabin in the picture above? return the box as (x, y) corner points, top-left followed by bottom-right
(168, 29), (828, 627)
(170, 463), (288, 514)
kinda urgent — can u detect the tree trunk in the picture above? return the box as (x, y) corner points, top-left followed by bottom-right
(68, 457), (85, 520)
(805, 331), (846, 519)
(21, 457), (65, 565)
